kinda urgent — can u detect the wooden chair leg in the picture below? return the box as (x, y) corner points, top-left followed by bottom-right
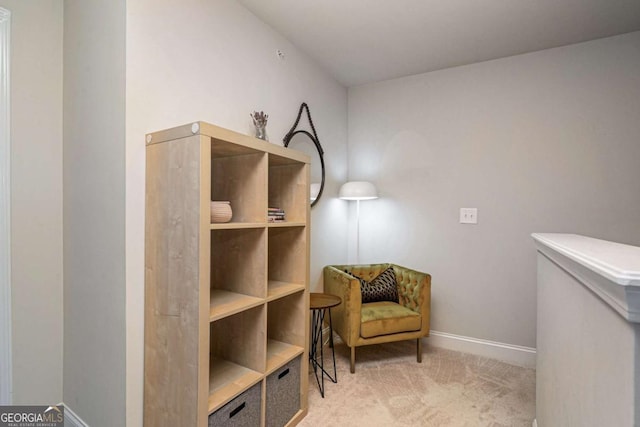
(417, 338), (422, 363)
(350, 346), (356, 373)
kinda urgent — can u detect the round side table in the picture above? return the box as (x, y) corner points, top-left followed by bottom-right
(309, 293), (341, 398)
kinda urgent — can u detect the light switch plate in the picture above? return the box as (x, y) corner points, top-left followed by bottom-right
(460, 208), (478, 224)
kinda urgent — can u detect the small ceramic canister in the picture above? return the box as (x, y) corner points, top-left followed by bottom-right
(211, 201), (232, 223)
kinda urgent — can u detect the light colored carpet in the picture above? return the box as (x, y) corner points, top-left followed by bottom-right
(300, 339), (535, 427)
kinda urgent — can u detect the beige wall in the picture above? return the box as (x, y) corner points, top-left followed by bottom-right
(63, 0), (126, 424)
(348, 32), (640, 349)
(0, 0), (63, 405)
(126, 0), (348, 424)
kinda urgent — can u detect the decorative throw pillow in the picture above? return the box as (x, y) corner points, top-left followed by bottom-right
(346, 268), (399, 304)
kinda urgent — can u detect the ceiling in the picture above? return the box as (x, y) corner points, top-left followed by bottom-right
(238, 0), (640, 87)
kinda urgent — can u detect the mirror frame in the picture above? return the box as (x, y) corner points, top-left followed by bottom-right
(283, 103), (325, 207)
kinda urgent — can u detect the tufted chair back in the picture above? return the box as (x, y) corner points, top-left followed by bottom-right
(332, 263), (426, 316)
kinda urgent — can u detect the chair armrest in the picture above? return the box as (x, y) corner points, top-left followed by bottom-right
(392, 264), (431, 333)
(323, 266), (362, 346)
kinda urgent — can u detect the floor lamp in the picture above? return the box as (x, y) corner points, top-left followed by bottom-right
(339, 181), (378, 264)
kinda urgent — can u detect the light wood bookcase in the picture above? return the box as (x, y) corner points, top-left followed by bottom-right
(144, 122), (310, 427)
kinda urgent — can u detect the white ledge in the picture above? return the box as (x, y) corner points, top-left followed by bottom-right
(532, 233), (640, 323)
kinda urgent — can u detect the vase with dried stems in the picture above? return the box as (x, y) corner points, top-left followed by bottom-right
(251, 110), (269, 141)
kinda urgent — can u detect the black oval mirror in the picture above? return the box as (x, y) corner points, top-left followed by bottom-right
(284, 130), (325, 207)
(283, 104), (325, 208)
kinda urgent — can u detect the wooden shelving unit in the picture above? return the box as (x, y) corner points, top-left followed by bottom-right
(144, 121), (310, 427)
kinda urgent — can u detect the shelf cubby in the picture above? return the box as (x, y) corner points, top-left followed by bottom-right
(211, 228), (266, 301)
(212, 143), (267, 224)
(209, 305), (266, 411)
(268, 154), (308, 224)
(266, 292), (306, 374)
(268, 226), (306, 287)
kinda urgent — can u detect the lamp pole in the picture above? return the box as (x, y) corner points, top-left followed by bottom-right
(355, 199), (361, 264)
(338, 181), (378, 265)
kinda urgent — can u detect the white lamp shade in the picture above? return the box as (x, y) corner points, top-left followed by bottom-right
(339, 181), (378, 200)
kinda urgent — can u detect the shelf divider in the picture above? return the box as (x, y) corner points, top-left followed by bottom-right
(208, 357), (263, 414)
(210, 289), (264, 322)
(267, 221), (306, 228)
(211, 222), (266, 230)
(267, 280), (305, 302)
(266, 339), (304, 375)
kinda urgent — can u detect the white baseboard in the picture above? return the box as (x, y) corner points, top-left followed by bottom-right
(62, 403), (89, 427)
(425, 330), (536, 368)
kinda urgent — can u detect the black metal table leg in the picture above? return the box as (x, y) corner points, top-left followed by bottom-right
(309, 293), (341, 398)
(309, 307), (338, 397)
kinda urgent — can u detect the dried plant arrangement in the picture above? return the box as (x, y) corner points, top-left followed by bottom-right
(250, 110), (269, 140)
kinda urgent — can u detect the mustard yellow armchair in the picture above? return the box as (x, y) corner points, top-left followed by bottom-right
(323, 263), (431, 373)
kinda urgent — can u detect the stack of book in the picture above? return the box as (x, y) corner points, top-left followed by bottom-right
(268, 207), (285, 222)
